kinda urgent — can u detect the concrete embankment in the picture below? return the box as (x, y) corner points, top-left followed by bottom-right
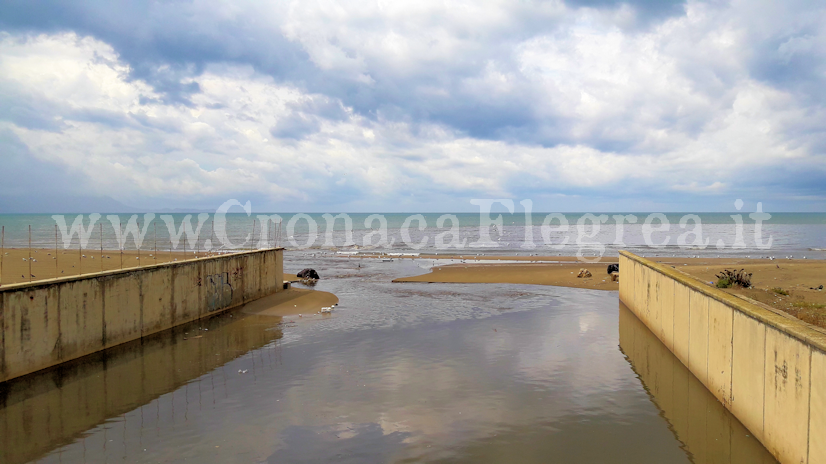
(0, 310), (283, 464)
(619, 250), (826, 464)
(620, 303), (777, 463)
(0, 248), (284, 383)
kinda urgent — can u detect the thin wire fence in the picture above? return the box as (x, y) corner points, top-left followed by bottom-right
(0, 218), (282, 287)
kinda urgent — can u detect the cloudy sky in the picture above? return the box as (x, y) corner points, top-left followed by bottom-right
(1, 0), (824, 212)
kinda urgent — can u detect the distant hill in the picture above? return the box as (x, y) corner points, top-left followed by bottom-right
(0, 194), (142, 214)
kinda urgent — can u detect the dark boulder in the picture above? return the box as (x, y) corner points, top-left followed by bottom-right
(297, 268), (320, 280)
(607, 263), (619, 274)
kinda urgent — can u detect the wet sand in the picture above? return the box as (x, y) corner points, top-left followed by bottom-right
(394, 261), (621, 290)
(391, 256), (747, 290)
(394, 255), (826, 328)
(350, 253), (587, 262)
(241, 287), (339, 317)
(0, 248), (224, 286)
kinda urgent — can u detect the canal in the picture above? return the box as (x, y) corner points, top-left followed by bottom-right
(0, 256), (776, 463)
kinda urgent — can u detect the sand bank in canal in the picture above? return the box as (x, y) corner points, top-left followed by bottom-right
(394, 255), (826, 327)
(241, 287), (339, 317)
(394, 261), (621, 290)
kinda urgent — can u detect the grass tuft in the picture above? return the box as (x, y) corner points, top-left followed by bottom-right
(716, 278), (732, 288)
(792, 301), (825, 309)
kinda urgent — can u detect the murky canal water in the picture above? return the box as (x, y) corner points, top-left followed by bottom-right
(0, 256), (776, 463)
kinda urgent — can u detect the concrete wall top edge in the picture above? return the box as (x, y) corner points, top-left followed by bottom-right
(619, 250), (826, 354)
(0, 248), (284, 293)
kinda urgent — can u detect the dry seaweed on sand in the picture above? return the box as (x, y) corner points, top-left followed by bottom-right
(715, 269), (752, 288)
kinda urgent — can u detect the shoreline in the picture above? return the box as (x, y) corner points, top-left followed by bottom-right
(241, 287), (339, 318)
(393, 255), (826, 328)
(393, 261), (621, 291)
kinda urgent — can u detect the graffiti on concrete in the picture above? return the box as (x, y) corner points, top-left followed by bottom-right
(206, 272), (233, 312)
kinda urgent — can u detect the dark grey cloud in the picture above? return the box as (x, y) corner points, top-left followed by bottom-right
(749, 33), (826, 104)
(0, 128), (139, 213)
(288, 97), (349, 122)
(270, 114), (321, 140)
(0, 1), (312, 104)
(269, 96), (349, 140)
(565, 0), (687, 20)
(0, 1), (570, 145)
(0, 84), (180, 134)
(0, 89), (65, 131)
(1, 0), (825, 212)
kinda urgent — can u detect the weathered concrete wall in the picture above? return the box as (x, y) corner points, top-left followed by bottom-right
(0, 248), (284, 383)
(0, 311), (283, 464)
(619, 251), (826, 464)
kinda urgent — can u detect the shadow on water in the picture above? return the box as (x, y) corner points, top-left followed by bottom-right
(0, 310), (283, 464)
(618, 303), (778, 464)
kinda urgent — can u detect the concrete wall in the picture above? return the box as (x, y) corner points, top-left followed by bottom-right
(0, 310), (283, 464)
(619, 303), (778, 463)
(0, 248), (284, 383)
(619, 251), (826, 464)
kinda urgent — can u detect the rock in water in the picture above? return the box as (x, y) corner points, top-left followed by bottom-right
(297, 268), (320, 280)
(607, 263), (619, 274)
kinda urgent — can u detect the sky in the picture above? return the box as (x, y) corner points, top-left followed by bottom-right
(0, 0), (825, 213)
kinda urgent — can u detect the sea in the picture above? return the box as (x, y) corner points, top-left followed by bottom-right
(0, 212), (823, 259)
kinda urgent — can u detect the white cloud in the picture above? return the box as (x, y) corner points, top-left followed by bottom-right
(1, 0), (825, 211)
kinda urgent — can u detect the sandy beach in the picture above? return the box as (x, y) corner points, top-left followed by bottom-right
(394, 255), (826, 328)
(674, 260), (826, 328)
(0, 248), (218, 286)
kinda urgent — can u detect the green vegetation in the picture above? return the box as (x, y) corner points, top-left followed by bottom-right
(772, 287), (789, 296)
(716, 277), (732, 288)
(792, 301), (825, 309)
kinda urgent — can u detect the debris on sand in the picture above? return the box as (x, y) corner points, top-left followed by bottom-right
(607, 263), (619, 274)
(715, 269), (752, 288)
